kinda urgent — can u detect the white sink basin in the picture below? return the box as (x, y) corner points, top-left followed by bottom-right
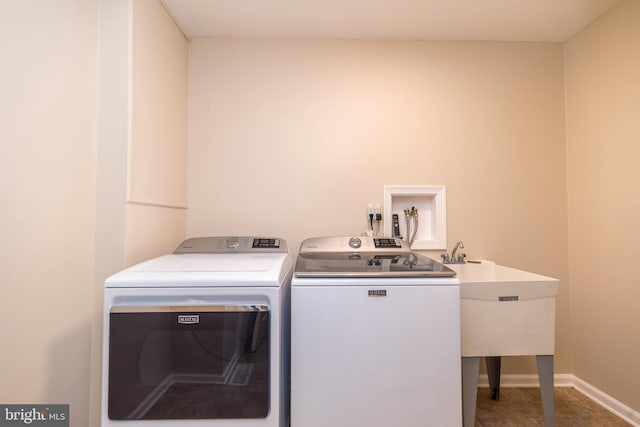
(447, 260), (559, 357)
(448, 260), (559, 300)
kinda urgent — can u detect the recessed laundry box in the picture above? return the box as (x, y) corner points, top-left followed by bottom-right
(101, 236), (292, 427)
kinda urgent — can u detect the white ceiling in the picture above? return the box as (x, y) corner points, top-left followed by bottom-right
(162, 0), (619, 42)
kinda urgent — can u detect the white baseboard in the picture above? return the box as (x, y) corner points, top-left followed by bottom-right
(477, 373), (574, 388)
(476, 373), (640, 426)
(572, 376), (640, 427)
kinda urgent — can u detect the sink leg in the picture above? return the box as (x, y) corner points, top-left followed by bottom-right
(536, 355), (554, 427)
(485, 356), (502, 401)
(462, 357), (480, 427)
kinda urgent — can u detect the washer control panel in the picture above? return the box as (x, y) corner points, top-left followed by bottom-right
(175, 236), (286, 254)
(299, 236), (408, 254)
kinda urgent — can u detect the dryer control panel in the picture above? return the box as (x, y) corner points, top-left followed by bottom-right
(175, 236), (287, 254)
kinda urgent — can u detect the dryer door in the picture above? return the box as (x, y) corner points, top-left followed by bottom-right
(108, 304), (270, 420)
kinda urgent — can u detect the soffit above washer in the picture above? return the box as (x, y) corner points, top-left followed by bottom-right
(161, 0), (619, 42)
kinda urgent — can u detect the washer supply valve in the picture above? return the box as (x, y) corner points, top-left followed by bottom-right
(441, 240), (466, 264)
(404, 207), (419, 247)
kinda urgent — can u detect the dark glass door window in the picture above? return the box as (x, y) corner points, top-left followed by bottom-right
(108, 305), (270, 420)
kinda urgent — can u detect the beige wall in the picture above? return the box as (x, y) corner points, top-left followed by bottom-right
(126, 0), (188, 265)
(91, 0), (188, 424)
(565, 0), (640, 412)
(0, 1), (98, 424)
(187, 39), (570, 374)
(92, 0), (132, 423)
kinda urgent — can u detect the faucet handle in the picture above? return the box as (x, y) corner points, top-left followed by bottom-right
(441, 253), (450, 263)
(457, 252), (467, 263)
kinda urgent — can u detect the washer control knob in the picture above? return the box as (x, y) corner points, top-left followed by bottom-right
(348, 237), (362, 249)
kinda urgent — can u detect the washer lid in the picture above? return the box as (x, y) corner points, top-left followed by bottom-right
(295, 252), (455, 278)
(294, 236), (455, 278)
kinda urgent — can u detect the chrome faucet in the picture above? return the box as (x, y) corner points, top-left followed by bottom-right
(451, 240), (464, 261)
(441, 240), (466, 264)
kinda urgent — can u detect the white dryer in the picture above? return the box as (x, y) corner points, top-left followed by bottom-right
(291, 236), (462, 427)
(101, 236), (292, 427)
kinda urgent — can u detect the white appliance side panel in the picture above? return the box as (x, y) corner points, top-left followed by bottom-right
(291, 283), (462, 427)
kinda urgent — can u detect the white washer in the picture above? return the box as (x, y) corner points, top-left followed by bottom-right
(291, 236), (462, 427)
(101, 236), (292, 427)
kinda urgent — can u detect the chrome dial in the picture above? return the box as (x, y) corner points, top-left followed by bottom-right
(348, 237), (362, 249)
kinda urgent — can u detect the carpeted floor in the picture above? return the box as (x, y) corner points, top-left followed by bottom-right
(475, 387), (632, 426)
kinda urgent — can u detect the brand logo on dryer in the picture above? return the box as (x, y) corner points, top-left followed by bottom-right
(178, 315), (200, 325)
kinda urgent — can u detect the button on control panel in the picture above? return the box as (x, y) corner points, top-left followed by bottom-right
(374, 238), (402, 248)
(252, 238), (281, 249)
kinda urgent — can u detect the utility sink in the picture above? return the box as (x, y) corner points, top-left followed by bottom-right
(448, 260), (559, 356)
(447, 260), (560, 427)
